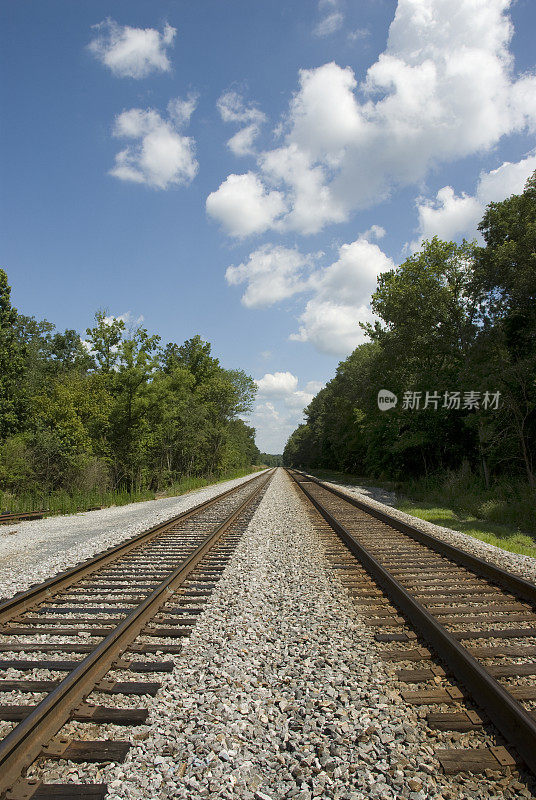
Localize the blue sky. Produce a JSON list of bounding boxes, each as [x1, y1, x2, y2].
[[2, 0, 535, 452]]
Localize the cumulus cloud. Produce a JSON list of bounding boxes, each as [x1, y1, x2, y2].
[[290, 300, 376, 355], [226, 232, 393, 356], [208, 0, 536, 237], [256, 371, 299, 396], [206, 173, 286, 237], [110, 101, 198, 189], [288, 236, 394, 355], [225, 245, 316, 308], [412, 152, 536, 247], [217, 91, 267, 157], [89, 19, 176, 78], [251, 373, 325, 452]]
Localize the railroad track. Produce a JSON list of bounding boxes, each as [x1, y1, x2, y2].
[[0, 469, 273, 800], [0, 512, 47, 525], [289, 469, 536, 783]]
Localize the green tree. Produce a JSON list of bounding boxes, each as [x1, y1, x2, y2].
[[108, 324, 161, 490], [0, 270, 26, 440], [473, 170, 536, 358], [85, 310, 125, 373], [175, 335, 219, 385], [468, 172, 536, 486]]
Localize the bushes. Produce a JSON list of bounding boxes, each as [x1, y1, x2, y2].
[[397, 468, 536, 535]]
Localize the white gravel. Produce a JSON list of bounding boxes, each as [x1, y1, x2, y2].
[[0, 471, 267, 600], [27, 468, 531, 799], [317, 476, 536, 584]]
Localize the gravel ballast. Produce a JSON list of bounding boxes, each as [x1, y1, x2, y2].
[[26, 468, 529, 799], [0, 471, 266, 600]]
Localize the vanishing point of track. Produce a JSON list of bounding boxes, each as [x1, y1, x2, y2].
[[0, 469, 274, 800], [289, 469, 536, 781]]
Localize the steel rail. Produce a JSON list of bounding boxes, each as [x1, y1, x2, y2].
[[0, 470, 269, 625], [291, 470, 536, 605], [288, 469, 536, 777], [0, 469, 273, 797]]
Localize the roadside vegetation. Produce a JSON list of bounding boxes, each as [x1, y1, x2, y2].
[[284, 173, 536, 549], [308, 467, 536, 558], [0, 279, 261, 513], [0, 466, 263, 518]]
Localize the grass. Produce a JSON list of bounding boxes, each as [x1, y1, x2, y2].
[[396, 501, 536, 558], [0, 466, 263, 518], [157, 466, 264, 500], [304, 467, 536, 559]]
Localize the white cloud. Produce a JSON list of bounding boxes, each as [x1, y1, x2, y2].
[[477, 153, 536, 203], [167, 94, 198, 127], [225, 244, 315, 308], [260, 143, 347, 234], [217, 91, 266, 157], [217, 91, 266, 125], [206, 173, 286, 237], [250, 373, 325, 452], [256, 371, 299, 396], [284, 389, 316, 409], [290, 235, 394, 355], [103, 311, 144, 327], [348, 28, 370, 42], [363, 224, 386, 241], [89, 19, 176, 78], [209, 0, 536, 237], [412, 152, 536, 247], [290, 300, 375, 355], [414, 187, 482, 245], [313, 11, 344, 38], [227, 233, 393, 357], [110, 102, 198, 189], [227, 125, 260, 157]]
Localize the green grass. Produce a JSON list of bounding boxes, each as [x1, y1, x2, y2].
[[395, 500, 536, 558], [158, 466, 264, 500], [304, 466, 536, 559], [0, 466, 263, 518]]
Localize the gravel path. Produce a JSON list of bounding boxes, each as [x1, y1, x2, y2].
[[0, 471, 267, 600], [29, 468, 529, 799], [319, 477, 536, 584]]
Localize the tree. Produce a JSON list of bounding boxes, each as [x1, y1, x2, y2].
[[0, 270, 26, 440], [473, 169, 536, 359], [108, 324, 161, 490], [363, 238, 478, 476], [469, 172, 536, 486], [85, 310, 125, 373], [175, 335, 219, 385]]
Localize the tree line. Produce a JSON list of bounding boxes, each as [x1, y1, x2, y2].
[[0, 279, 261, 501], [259, 453, 283, 467], [284, 172, 536, 493]]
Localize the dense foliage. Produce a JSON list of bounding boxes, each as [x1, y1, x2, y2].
[[259, 453, 283, 466], [284, 173, 536, 492], [0, 288, 260, 503]]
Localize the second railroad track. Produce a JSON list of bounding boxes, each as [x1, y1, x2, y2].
[[289, 469, 536, 783], [0, 469, 274, 800]]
